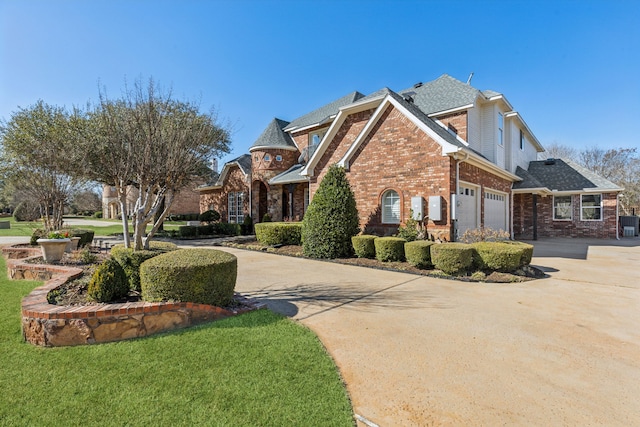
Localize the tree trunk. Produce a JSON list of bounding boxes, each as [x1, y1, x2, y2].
[[118, 187, 131, 248]]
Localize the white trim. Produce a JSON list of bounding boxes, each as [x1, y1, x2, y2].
[[580, 193, 603, 221], [504, 111, 544, 152], [336, 95, 460, 171], [552, 194, 573, 221], [248, 145, 298, 152], [285, 115, 337, 134], [301, 97, 384, 177], [432, 118, 469, 146], [426, 103, 474, 118], [198, 160, 249, 192]]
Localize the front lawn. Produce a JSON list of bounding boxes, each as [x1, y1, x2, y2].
[[0, 257, 353, 426]]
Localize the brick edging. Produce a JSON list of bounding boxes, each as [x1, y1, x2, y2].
[[2, 245, 265, 347]]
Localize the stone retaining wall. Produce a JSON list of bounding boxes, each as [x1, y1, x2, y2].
[[3, 246, 264, 347]]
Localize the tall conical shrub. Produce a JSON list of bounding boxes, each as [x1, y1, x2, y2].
[[302, 165, 360, 258]]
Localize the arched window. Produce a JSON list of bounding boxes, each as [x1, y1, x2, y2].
[[381, 190, 400, 224]]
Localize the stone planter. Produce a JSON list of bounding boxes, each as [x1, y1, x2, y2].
[[36, 238, 71, 263], [65, 237, 81, 253]]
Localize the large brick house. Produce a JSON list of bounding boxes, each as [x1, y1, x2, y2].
[[199, 74, 623, 240]]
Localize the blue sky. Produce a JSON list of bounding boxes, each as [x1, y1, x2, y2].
[[1, 0, 638, 167]]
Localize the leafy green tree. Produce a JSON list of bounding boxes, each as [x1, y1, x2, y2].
[[302, 165, 359, 258], [0, 101, 87, 231]]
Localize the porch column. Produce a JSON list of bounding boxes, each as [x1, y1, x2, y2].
[[532, 194, 538, 241]]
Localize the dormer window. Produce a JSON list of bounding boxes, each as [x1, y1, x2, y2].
[[498, 112, 504, 146], [309, 128, 327, 147]]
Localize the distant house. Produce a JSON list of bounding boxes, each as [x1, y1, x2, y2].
[[199, 74, 623, 239], [102, 184, 202, 220]]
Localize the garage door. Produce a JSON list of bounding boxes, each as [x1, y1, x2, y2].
[[457, 184, 478, 236], [484, 190, 508, 232]]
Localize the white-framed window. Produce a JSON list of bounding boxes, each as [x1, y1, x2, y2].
[[275, 155, 282, 161], [553, 195, 573, 220], [520, 129, 525, 151], [309, 128, 328, 147], [381, 190, 400, 224], [264, 154, 271, 161], [581, 194, 602, 221], [227, 191, 244, 223], [498, 112, 504, 146]]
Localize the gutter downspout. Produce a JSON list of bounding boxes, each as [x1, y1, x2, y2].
[[453, 151, 469, 241]]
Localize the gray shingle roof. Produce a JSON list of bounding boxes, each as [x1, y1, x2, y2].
[[513, 159, 622, 192], [249, 118, 296, 151], [399, 74, 501, 115], [269, 164, 308, 185], [283, 91, 365, 132]]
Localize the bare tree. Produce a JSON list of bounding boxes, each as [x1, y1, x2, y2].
[[580, 147, 640, 214], [86, 78, 231, 250], [0, 101, 86, 231], [541, 141, 578, 161]]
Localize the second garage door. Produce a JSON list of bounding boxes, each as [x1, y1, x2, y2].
[[484, 190, 508, 232]]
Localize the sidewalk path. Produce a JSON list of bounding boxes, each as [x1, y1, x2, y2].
[[178, 239, 640, 426]]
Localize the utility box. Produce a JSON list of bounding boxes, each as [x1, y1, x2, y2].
[[429, 195, 443, 222], [411, 197, 424, 221]]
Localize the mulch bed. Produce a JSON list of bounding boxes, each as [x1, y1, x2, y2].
[[222, 239, 546, 283]]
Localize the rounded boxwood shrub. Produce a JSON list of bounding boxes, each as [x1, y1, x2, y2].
[[199, 209, 220, 223], [351, 235, 377, 259], [302, 165, 360, 259], [431, 243, 474, 275], [374, 237, 406, 262], [501, 241, 534, 266], [111, 241, 178, 292], [141, 248, 237, 306], [472, 242, 522, 272], [87, 257, 129, 303], [70, 229, 95, 248], [255, 222, 302, 246], [404, 240, 435, 269]]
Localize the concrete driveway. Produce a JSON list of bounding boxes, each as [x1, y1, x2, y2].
[[192, 238, 640, 426]]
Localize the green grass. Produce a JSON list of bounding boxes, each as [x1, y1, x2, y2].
[[0, 257, 353, 426], [0, 217, 182, 237]]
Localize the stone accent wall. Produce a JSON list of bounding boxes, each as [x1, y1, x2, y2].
[[199, 165, 250, 221], [434, 111, 468, 141], [250, 148, 300, 222], [513, 192, 619, 239], [3, 249, 264, 347]]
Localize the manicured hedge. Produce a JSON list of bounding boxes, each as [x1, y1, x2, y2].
[[404, 240, 435, 269], [255, 222, 302, 246], [431, 243, 474, 275], [178, 223, 241, 238], [472, 242, 523, 272], [141, 248, 237, 306], [351, 235, 377, 259], [501, 241, 534, 266], [111, 241, 178, 292], [374, 237, 406, 262]]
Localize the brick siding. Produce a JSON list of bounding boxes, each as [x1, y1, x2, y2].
[[513, 192, 619, 239]]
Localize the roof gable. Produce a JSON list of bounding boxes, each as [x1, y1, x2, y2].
[[249, 118, 296, 151], [199, 154, 251, 190], [283, 91, 365, 132]]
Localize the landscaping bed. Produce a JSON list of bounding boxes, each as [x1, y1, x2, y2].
[[223, 239, 545, 283]]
